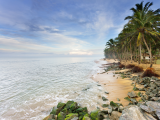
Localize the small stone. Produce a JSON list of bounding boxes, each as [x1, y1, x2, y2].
[[102, 104, 109, 108], [105, 91, 109, 94], [128, 91, 137, 98], [102, 96, 108, 101]]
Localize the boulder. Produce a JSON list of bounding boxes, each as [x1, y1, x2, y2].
[[65, 113, 78, 120], [144, 101, 160, 119], [70, 102, 78, 111], [58, 112, 66, 120], [57, 102, 66, 108], [109, 111, 121, 120], [64, 101, 74, 109], [119, 105, 156, 120]]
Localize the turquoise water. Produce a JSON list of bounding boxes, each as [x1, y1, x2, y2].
[[0, 57, 107, 120]]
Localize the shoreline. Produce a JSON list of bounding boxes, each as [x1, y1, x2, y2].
[[43, 58, 160, 120], [92, 59, 133, 106]]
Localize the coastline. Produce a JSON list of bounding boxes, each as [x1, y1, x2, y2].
[[92, 59, 133, 106], [43, 58, 160, 120]]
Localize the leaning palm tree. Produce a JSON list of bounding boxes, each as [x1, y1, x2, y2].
[[124, 1, 160, 66]]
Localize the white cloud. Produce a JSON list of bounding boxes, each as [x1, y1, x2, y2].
[[69, 49, 93, 55], [86, 12, 114, 39]]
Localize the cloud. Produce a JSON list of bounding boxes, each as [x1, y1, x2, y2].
[[69, 49, 93, 55]]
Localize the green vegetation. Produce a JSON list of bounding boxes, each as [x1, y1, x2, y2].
[[104, 1, 160, 66]]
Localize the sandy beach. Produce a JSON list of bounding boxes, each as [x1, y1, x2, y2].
[[93, 59, 145, 106]]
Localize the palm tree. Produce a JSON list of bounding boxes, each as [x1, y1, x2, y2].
[[124, 1, 160, 66]]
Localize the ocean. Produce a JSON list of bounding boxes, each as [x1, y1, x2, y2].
[[0, 57, 108, 120]]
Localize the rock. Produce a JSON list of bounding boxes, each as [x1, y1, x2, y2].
[[139, 88, 145, 91], [145, 101, 160, 119], [57, 102, 66, 108], [82, 114, 91, 120], [105, 91, 109, 94], [58, 112, 66, 120], [151, 97, 160, 101], [102, 104, 109, 108], [97, 84, 101, 86], [64, 101, 74, 110], [108, 108, 112, 114], [128, 91, 137, 98], [76, 107, 88, 113], [119, 105, 156, 120], [118, 106, 124, 112], [130, 98, 137, 104], [70, 102, 78, 111], [98, 111, 105, 120], [90, 109, 99, 120], [65, 113, 78, 120], [50, 107, 57, 115], [102, 96, 108, 101], [109, 111, 121, 120], [71, 117, 79, 120]]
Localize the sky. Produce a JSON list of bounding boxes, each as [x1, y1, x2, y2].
[[0, 0, 160, 58]]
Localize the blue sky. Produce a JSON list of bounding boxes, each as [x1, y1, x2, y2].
[[0, 0, 160, 57]]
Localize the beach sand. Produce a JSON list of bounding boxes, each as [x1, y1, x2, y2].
[[92, 59, 147, 106]]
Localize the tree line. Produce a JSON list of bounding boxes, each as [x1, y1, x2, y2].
[[104, 1, 160, 66]]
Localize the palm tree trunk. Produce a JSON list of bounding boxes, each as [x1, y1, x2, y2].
[[130, 42, 132, 63], [139, 41, 142, 64], [142, 34, 152, 67]]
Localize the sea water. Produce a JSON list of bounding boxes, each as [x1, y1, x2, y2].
[[0, 57, 108, 120]]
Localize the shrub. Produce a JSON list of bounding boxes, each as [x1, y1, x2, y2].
[[126, 64, 135, 68], [142, 67, 159, 77], [119, 64, 125, 68], [132, 66, 143, 73]]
